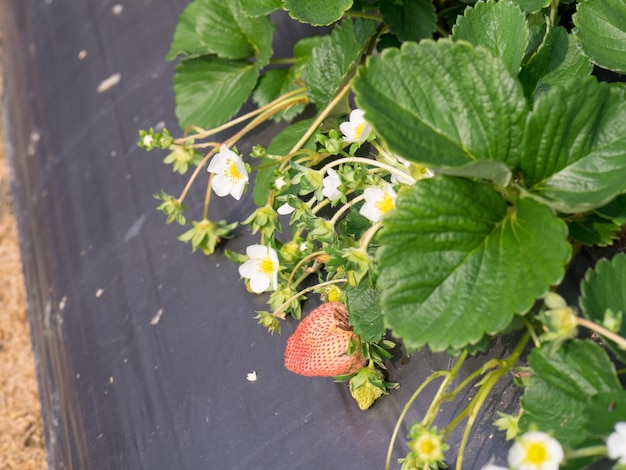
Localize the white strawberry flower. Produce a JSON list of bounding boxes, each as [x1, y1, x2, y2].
[[339, 109, 372, 144], [390, 154, 434, 185], [607, 422, 626, 464], [508, 431, 563, 470], [207, 144, 249, 200], [322, 168, 342, 202], [274, 177, 287, 190], [142, 134, 154, 147], [413, 432, 444, 462], [238, 245, 279, 293], [277, 202, 295, 215], [360, 183, 397, 223]]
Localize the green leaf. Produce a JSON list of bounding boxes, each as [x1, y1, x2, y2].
[[353, 40, 527, 171], [580, 253, 626, 363], [432, 159, 512, 187], [283, 0, 352, 26], [167, 0, 274, 66], [338, 205, 371, 241], [379, 0, 437, 42], [253, 68, 304, 121], [452, 0, 529, 76], [254, 69, 291, 107], [512, 0, 550, 14], [378, 176, 571, 351], [346, 286, 385, 342], [522, 78, 626, 213], [174, 56, 259, 130], [523, 11, 547, 63], [595, 193, 626, 225], [573, 0, 626, 73], [253, 36, 322, 122], [240, 0, 282, 16], [253, 118, 317, 206], [302, 18, 377, 109], [519, 26, 593, 99], [584, 391, 626, 436], [569, 214, 620, 247], [519, 340, 622, 447]]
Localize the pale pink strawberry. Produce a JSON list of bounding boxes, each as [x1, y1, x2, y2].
[[284, 302, 366, 377]]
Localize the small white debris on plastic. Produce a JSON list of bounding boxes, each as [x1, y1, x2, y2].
[[59, 296, 67, 311], [78, 50, 87, 60], [150, 308, 164, 325], [246, 371, 257, 382], [112, 4, 123, 15], [27, 130, 40, 156], [97, 73, 121, 93], [95, 289, 105, 298], [109, 376, 114, 384]]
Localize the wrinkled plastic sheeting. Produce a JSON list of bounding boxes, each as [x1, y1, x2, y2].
[[0, 1, 528, 468]]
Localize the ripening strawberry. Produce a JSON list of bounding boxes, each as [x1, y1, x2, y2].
[[284, 302, 366, 377]]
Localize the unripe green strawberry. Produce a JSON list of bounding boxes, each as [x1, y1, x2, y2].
[[284, 302, 365, 377], [349, 366, 386, 410]]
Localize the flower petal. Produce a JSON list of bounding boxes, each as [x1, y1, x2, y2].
[[360, 201, 382, 222], [249, 273, 270, 293], [212, 175, 232, 197], [207, 153, 227, 173], [239, 259, 259, 279], [246, 244, 269, 259], [230, 179, 247, 200], [277, 203, 295, 215]]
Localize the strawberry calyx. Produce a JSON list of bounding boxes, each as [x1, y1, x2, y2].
[[343, 363, 399, 410]]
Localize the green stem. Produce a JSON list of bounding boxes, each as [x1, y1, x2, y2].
[[273, 278, 347, 319], [422, 350, 469, 427], [178, 146, 219, 203], [359, 222, 383, 250], [310, 198, 330, 215], [329, 194, 366, 226], [453, 334, 530, 470], [269, 57, 297, 65], [577, 317, 626, 350], [442, 359, 500, 405], [286, 78, 354, 159], [617, 367, 626, 376], [565, 445, 607, 460], [344, 11, 382, 21], [176, 88, 306, 143], [225, 95, 306, 148], [550, 0, 560, 24], [202, 173, 215, 220], [524, 317, 542, 348], [287, 250, 326, 288], [385, 371, 449, 470], [320, 156, 416, 185]]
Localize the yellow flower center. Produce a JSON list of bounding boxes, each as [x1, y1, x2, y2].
[[524, 441, 548, 465], [413, 434, 442, 461], [354, 122, 366, 140], [258, 257, 276, 275], [375, 193, 395, 215], [226, 159, 243, 180]]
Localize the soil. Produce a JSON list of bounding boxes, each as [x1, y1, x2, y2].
[[0, 72, 47, 468]]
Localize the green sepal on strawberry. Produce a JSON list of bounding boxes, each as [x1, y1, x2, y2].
[[284, 302, 366, 377], [347, 364, 399, 410]]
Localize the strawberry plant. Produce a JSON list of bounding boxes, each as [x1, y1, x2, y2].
[[140, 0, 626, 468]]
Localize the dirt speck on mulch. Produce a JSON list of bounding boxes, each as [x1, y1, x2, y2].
[[0, 100, 47, 469]]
